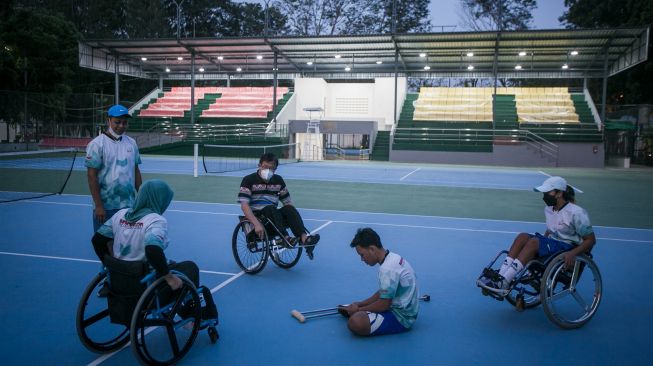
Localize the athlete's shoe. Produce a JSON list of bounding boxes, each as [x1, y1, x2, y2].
[[302, 234, 320, 260]]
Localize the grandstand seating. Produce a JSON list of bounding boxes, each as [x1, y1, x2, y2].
[[413, 87, 493, 122], [137, 87, 289, 119], [39, 137, 91, 149]]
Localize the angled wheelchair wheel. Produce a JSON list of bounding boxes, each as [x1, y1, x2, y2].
[[130, 276, 201, 366], [270, 238, 303, 269], [506, 277, 541, 310], [540, 252, 602, 329], [76, 271, 130, 353], [232, 220, 269, 274]]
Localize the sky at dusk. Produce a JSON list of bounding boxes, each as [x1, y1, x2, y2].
[[234, 0, 568, 31]]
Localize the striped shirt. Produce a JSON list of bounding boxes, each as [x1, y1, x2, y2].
[[238, 171, 292, 211]]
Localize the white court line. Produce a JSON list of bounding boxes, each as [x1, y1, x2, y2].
[[399, 168, 421, 181], [14, 197, 653, 232], [0, 251, 100, 263], [0, 251, 238, 276]]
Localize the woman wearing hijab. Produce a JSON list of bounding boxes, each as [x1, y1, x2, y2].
[[91, 179, 197, 290]]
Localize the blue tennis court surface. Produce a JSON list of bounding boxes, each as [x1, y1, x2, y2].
[[4, 152, 557, 190], [1, 193, 652, 365]]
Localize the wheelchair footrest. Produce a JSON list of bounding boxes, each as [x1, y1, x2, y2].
[[482, 267, 502, 281]]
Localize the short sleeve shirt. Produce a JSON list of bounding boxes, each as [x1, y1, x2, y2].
[[544, 202, 593, 245], [97, 208, 168, 261], [237, 171, 292, 211], [378, 251, 419, 328], [85, 133, 141, 210]]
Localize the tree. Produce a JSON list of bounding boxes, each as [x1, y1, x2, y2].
[[459, 0, 537, 31], [560, 0, 653, 105], [274, 0, 431, 36], [344, 0, 431, 34]]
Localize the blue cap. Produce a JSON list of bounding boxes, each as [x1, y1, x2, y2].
[[107, 104, 132, 118]]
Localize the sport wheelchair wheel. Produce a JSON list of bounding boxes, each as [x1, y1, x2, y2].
[[130, 275, 202, 365], [540, 252, 602, 329], [232, 220, 269, 274], [76, 271, 130, 353], [270, 237, 302, 269]]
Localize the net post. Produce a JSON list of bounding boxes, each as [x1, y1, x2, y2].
[[193, 143, 199, 178]]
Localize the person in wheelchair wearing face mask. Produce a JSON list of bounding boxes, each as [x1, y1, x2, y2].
[[478, 176, 596, 295], [238, 153, 320, 259]]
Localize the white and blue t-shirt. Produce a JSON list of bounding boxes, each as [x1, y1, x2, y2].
[[544, 202, 594, 245], [97, 208, 168, 261], [85, 133, 141, 210], [378, 251, 419, 328]]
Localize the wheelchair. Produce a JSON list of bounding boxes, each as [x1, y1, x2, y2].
[[476, 249, 602, 329], [76, 258, 219, 365], [231, 214, 309, 274]]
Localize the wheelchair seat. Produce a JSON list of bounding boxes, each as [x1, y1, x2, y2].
[[102, 256, 149, 326]]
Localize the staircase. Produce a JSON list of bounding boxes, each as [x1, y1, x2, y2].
[[493, 94, 519, 144], [370, 131, 390, 161]]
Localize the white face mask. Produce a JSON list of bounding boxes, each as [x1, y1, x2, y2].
[[107, 126, 122, 138], [259, 168, 274, 181]]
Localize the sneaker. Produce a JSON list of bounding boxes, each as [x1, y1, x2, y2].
[[302, 234, 320, 260], [476, 276, 493, 288], [485, 278, 510, 296]]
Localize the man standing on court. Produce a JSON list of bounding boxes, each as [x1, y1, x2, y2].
[[342, 227, 419, 336], [86, 104, 142, 232]]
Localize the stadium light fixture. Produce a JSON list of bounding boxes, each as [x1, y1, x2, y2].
[[419, 53, 426, 58], [236, 67, 242, 72], [514, 65, 522, 70], [518, 51, 527, 57], [562, 64, 569, 69], [256, 55, 263, 60], [345, 66, 351, 71], [335, 54, 341, 59], [307, 61, 313, 65], [570, 50, 579, 56], [376, 60, 383, 64], [199, 67, 205, 72], [467, 65, 474, 70], [466, 52, 474, 57], [141, 57, 147, 61], [423, 65, 431, 70], [165, 67, 171, 73], [177, 56, 183, 61], [217, 56, 224, 60]]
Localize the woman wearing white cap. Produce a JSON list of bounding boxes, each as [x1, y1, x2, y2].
[[479, 176, 596, 295]]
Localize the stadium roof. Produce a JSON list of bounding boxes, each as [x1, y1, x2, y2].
[[79, 27, 649, 80]]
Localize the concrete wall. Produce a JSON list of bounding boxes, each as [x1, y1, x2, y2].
[[390, 142, 605, 168], [294, 78, 327, 118], [293, 77, 406, 131]]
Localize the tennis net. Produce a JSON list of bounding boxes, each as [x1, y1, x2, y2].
[[0, 148, 80, 203], [200, 143, 301, 173]]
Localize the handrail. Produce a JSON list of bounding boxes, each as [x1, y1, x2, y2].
[[394, 127, 560, 165], [129, 87, 161, 114], [583, 88, 603, 130]]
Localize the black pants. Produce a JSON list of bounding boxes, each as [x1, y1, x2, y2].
[[258, 205, 307, 238], [169, 261, 200, 287]]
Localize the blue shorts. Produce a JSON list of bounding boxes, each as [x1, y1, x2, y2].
[[367, 311, 409, 336], [530, 233, 574, 257]]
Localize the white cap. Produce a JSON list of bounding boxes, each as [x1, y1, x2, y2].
[[534, 176, 567, 192]]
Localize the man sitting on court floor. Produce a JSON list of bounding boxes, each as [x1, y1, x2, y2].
[[238, 152, 320, 259], [341, 227, 419, 336]]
